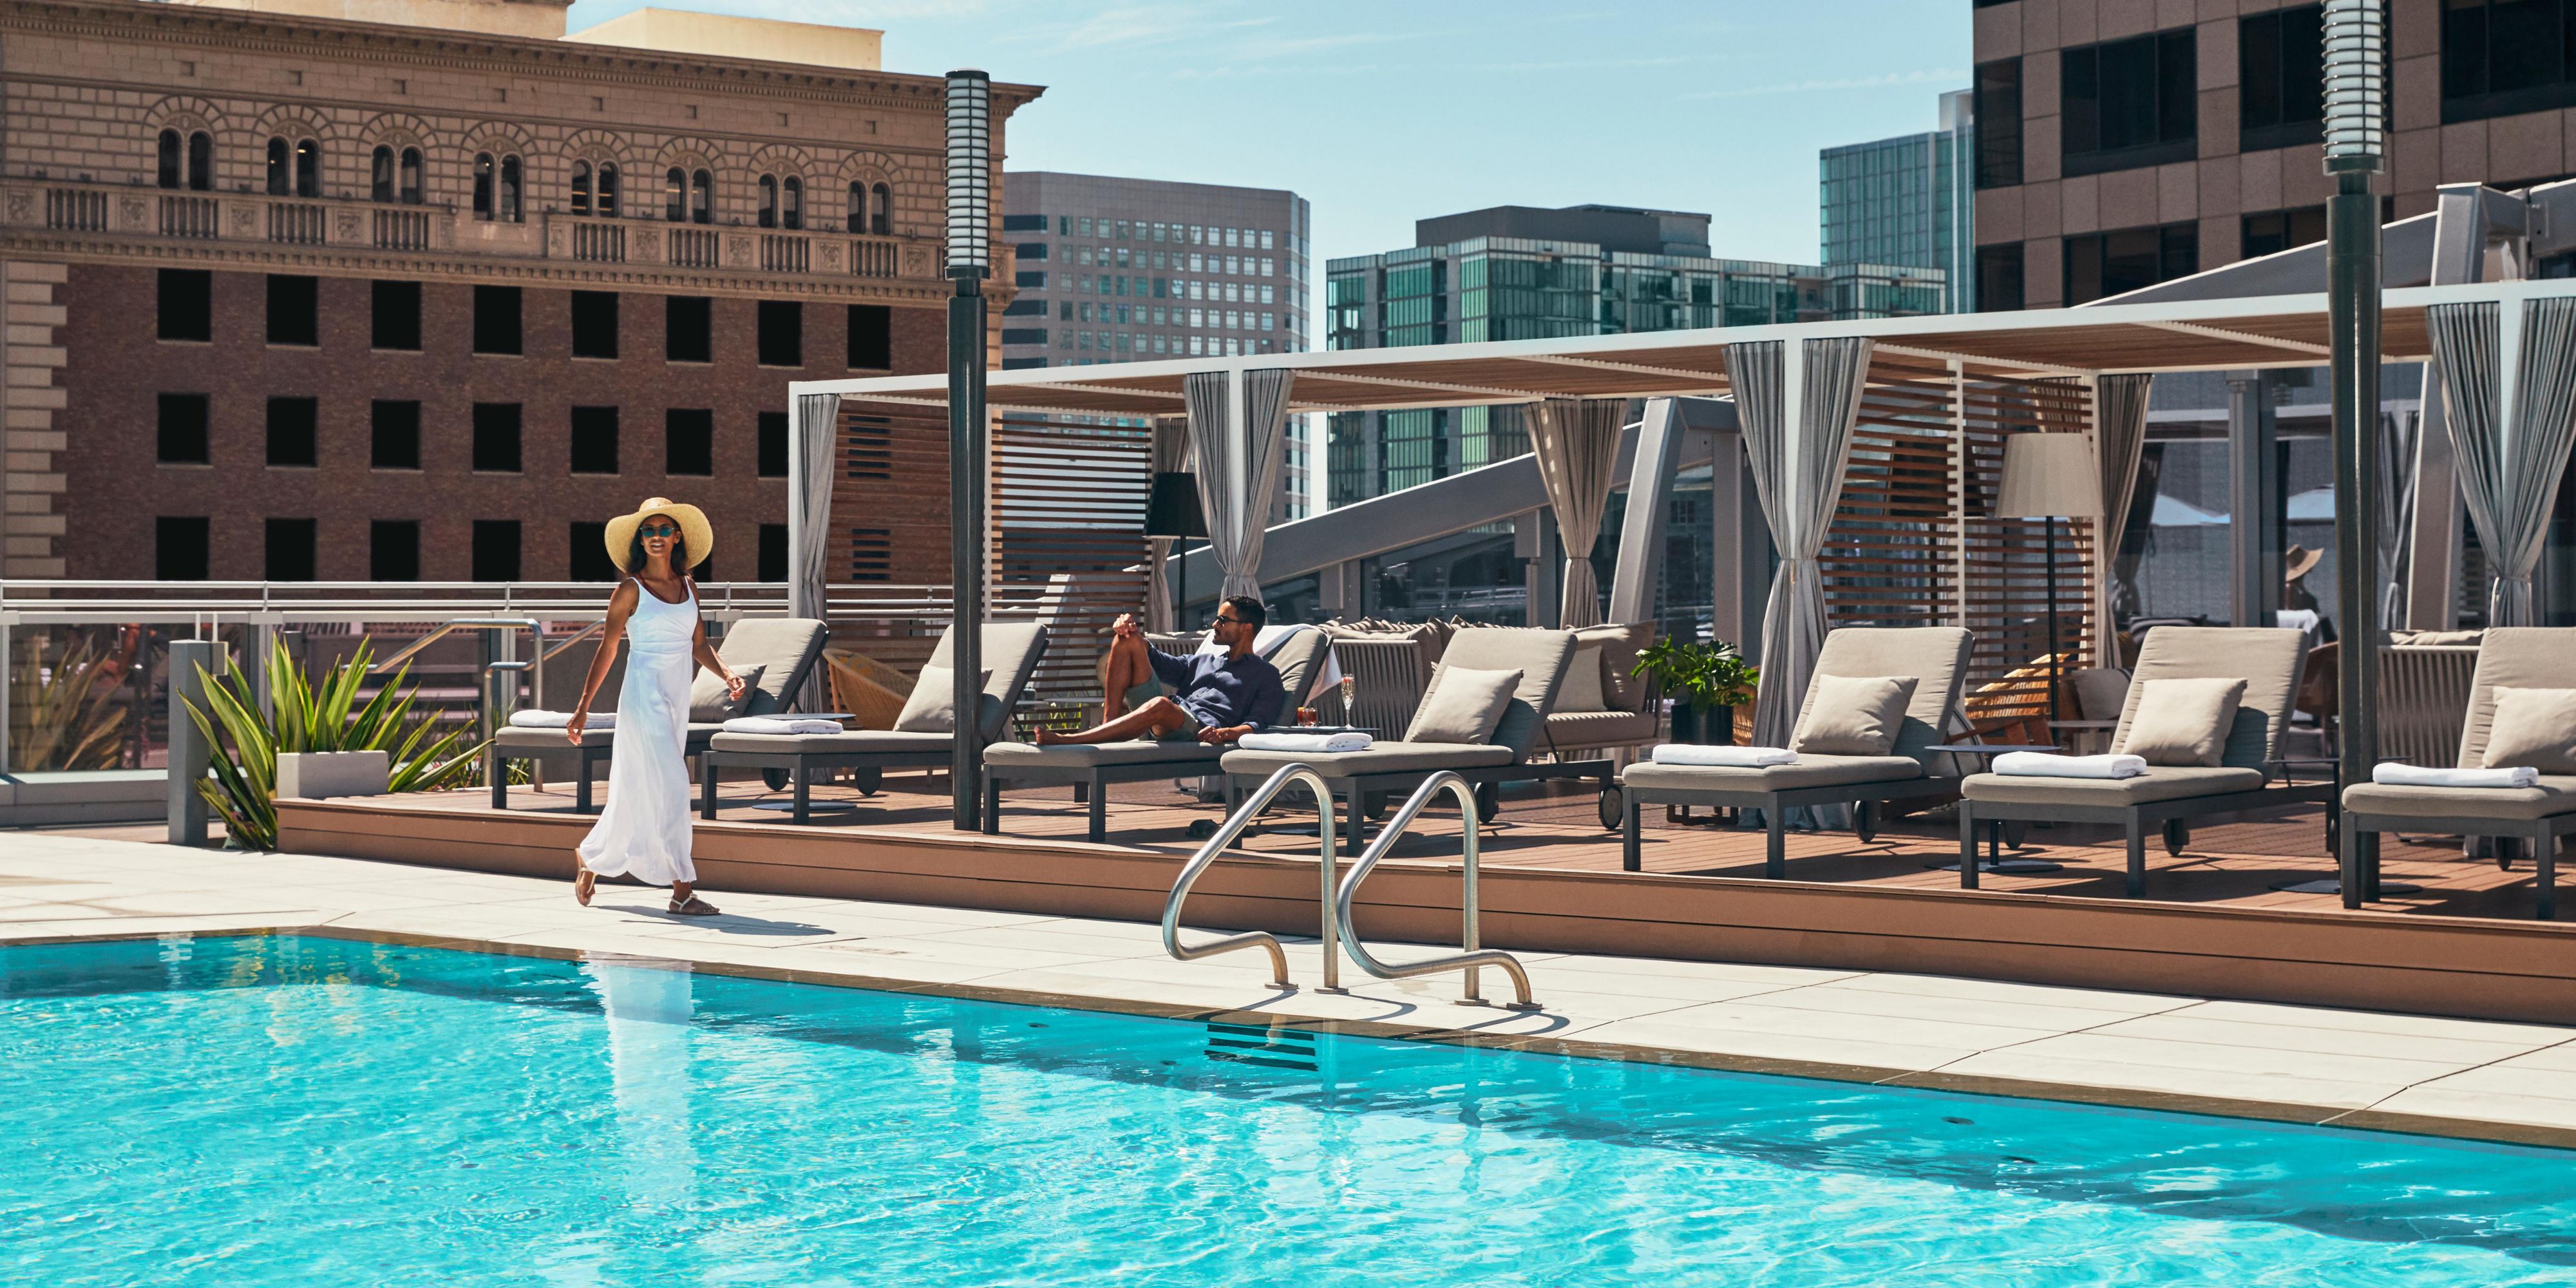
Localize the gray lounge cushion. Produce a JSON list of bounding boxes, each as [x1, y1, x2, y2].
[[1962, 766, 2267, 806], [893, 665, 992, 734], [708, 730, 956, 755], [1572, 621, 1655, 712], [919, 621, 1050, 743], [1796, 627, 1973, 763], [2117, 677, 2245, 767], [2479, 687, 2576, 773], [1557, 643, 1607, 712], [1623, 755, 1924, 795], [2107, 627, 2304, 771], [1432, 627, 1577, 759], [499, 723, 723, 752], [1220, 741, 1516, 779], [1406, 666, 1522, 744], [2457, 629, 2576, 769], [1791, 674, 1919, 756], [712, 617, 829, 717], [985, 739, 1224, 769], [1542, 710, 1659, 751], [687, 662, 764, 722], [2342, 775, 2576, 822]]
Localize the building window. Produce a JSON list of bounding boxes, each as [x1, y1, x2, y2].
[[472, 520, 522, 582], [2060, 28, 2197, 177], [158, 393, 210, 464], [474, 153, 495, 218], [2063, 222, 2199, 305], [2242, 205, 2329, 258], [571, 290, 619, 359], [570, 405, 620, 474], [2443, 0, 2576, 121], [266, 518, 317, 582], [267, 275, 319, 347], [848, 304, 891, 368], [666, 166, 687, 222], [158, 129, 183, 189], [1976, 243, 2025, 312], [759, 174, 779, 228], [372, 400, 421, 470], [759, 523, 788, 582], [295, 139, 321, 198], [371, 520, 421, 582], [848, 180, 867, 231], [472, 402, 523, 473], [265, 137, 289, 196], [473, 285, 522, 355], [598, 164, 619, 217], [782, 176, 802, 230], [499, 155, 522, 222], [570, 522, 618, 582], [2240, 5, 2325, 152], [372, 280, 421, 351], [158, 517, 211, 581], [399, 147, 422, 204], [1001, 328, 1048, 345], [158, 269, 212, 342], [572, 160, 593, 215], [372, 145, 397, 202], [870, 182, 891, 234], [757, 300, 802, 367], [759, 410, 790, 477], [267, 397, 318, 468], [692, 169, 712, 224], [666, 408, 715, 476], [667, 296, 712, 363]]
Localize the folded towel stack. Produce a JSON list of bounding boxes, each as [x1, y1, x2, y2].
[[1236, 731, 1373, 753], [2372, 763, 2539, 789], [507, 710, 611, 730], [1650, 744, 1796, 767], [1992, 752, 2146, 779], [722, 716, 847, 735]]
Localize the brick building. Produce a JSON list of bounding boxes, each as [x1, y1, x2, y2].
[[0, 0, 1037, 581], [1971, 0, 2576, 310]]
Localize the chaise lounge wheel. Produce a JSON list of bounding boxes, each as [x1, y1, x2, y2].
[[1596, 786, 1623, 831], [1186, 818, 1217, 841], [1855, 801, 1878, 844], [2002, 820, 2029, 849], [762, 768, 790, 791], [2163, 819, 2190, 857], [1473, 782, 1500, 824]]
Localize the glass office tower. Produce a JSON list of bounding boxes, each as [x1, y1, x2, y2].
[[1819, 89, 1976, 312]]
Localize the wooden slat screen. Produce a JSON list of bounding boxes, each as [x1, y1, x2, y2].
[[989, 415, 1153, 728]]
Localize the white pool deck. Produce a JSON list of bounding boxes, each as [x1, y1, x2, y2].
[[9, 830, 2576, 1150]]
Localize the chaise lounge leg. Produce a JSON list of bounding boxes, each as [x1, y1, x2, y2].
[[578, 753, 598, 814], [2538, 827, 2557, 922], [792, 762, 810, 825], [492, 757, 509, 810], [1343, 784, 1365, 849], [982, 775, 1002, 835], [1764, 801, 1785, 879], [1622, 792, 1641, 872], [700, 754, 719, 820], [2125, 814, 2146, 898], [1086, 770, 1107, 844], [1958, 802, 1978, 889]]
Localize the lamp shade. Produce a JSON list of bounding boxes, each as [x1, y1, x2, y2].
[[1142, 472, 1208, 538], [1994, 433, 2103, 519], [943, 70, 992, 278]]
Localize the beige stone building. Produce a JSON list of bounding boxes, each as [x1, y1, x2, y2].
[[0, 0, 1036, 581]]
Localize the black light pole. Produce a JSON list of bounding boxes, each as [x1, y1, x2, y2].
[[2324, 2, 2385, 906], [945, 70, 991, 831]]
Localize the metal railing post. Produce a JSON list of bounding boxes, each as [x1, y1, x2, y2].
[[166, 639, 223, 847]]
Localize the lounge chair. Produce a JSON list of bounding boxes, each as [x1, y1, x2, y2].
[[489, 616, 828, 812], [979, 625, 1334, 843], [699, 622, 1049, 823], [1218, 626, 1607, 840], [2342, 627, 2576, 920], [1539, 621, 1662, 766], [1956, 626, 2327, 897], [1617, 626, 1974, 876]]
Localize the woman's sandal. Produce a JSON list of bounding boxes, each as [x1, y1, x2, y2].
[[573, 866, 597, 907], [669, 894, 721, 917]]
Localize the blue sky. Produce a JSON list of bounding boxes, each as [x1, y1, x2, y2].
[[564, 1, 1969, 271]]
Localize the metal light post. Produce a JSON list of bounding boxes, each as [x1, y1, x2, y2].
[[945, 69, 992, 830], [2324, 1, 2385, 906]]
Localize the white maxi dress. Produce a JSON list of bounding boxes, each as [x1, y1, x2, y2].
[[576, 580, 698, 886]]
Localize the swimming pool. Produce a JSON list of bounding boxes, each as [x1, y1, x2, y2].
[[3, 934, 2571, 1286]]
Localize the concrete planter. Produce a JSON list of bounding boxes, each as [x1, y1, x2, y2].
[[276, 751, 390, 800]]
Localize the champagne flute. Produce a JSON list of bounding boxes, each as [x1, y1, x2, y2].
[[1339, 674, 1355, 724]]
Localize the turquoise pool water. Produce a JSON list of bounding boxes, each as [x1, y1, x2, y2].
[[4, 935, 2573, 1286]]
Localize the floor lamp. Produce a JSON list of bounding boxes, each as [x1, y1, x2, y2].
[[1143, 471, 1207, 632], [1996, 433, 2103, 733]]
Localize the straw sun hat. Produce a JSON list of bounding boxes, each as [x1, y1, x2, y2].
[[2283, 544, 2324, 582], [605, 497, 714, 574]]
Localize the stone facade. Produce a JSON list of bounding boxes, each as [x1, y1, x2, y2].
[[0, 0, 1037, 578]]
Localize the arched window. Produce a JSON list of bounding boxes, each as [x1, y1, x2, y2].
[[848, 180, 864, 230], [690, 168, 712, 225], [757, 174, 778, 229], [267, 137, 290, 196], [371, 145, 395, 202], [870, 182, 891, 236], [665, 166, 686, 222], [597, 164, 619, 218], [498, 155, 522, 222], [782, 176, 802, 231], [158, 129, 182, 189], [294, 138, 320, 198], [188, 132, 213, 191], [571, 160, 592, 216], [398, 147, 422, 204], [473, 153, 495, 219]]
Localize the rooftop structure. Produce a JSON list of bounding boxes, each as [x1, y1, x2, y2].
[[1820, 89, 1975, 311]]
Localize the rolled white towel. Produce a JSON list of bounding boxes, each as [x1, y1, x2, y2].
[[721, 716, 846, 735], [507, 710, 611, 730], [2372, 762, 2539, 789], [1651, 744, 1796, 768], [1236, 731, 1373, 753], [1993, 752, 2146, 779]]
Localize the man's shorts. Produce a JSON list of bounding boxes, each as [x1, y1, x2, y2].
[[1157, 710, 1207, 743]]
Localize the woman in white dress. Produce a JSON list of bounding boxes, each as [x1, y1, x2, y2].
[[565, 498, 744, 916]]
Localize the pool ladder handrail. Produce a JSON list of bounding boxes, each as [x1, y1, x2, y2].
[[1162, 762, 1345, 993], [1332, 771, 1541, 1011]]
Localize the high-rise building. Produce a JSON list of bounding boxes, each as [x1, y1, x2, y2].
[[0, 0, 1037, 582], [999, 173, 1314, 520], [1821, 90, 1976, 312], [1321, 204, 1942, 508]]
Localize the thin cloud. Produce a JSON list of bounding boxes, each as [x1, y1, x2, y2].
[[1679, 68, 1964, 100]]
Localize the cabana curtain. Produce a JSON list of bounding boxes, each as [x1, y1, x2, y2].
[[790, 392, 841, 623], [2426, 298, 2576, 626], [2376, 409, 2420, 633], [1527, 396, 1627, 628], [2090, 374, 2152, 664], [1184, 369, 1297, 601], [1727, 336, 1874, 750]]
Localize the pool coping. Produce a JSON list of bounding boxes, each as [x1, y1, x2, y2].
[[22, 919, 2576, 1155]]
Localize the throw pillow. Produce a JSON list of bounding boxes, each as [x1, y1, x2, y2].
[[894, 664, 992, 734], [1790, 674, 1919, 756], [1405, 666, 1523, 745], [687, 662, 765, 723], [2116, 677, 2246, 767], [2482, 687, 2576, 773], [1557, 643, 1607, 713]]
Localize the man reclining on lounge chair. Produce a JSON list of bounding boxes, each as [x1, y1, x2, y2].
[[1036, 594, 1285, 747]]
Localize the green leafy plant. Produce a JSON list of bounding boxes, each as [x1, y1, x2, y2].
[[184, 638, 488, 850], [8, 628, 140, 772], [1631, 638, 1759, 714]]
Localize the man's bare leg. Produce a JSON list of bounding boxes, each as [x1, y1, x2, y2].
[[1038, 696, 1189, 745], [1101, 632, 1151, 718]]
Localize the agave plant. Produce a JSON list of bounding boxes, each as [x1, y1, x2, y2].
[[184, 638, 486, 850], [9, 628, 140, 772]]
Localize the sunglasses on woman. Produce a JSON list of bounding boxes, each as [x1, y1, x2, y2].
[[638, 524, 680, 538]]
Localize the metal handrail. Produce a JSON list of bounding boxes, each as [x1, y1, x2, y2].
[[1332, 771, 1540, 1011], [1162, 761, 1343, 993], [372, 617, 542, 675]]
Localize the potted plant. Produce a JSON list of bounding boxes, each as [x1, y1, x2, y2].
[[1631, 638, 1758, 745]]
